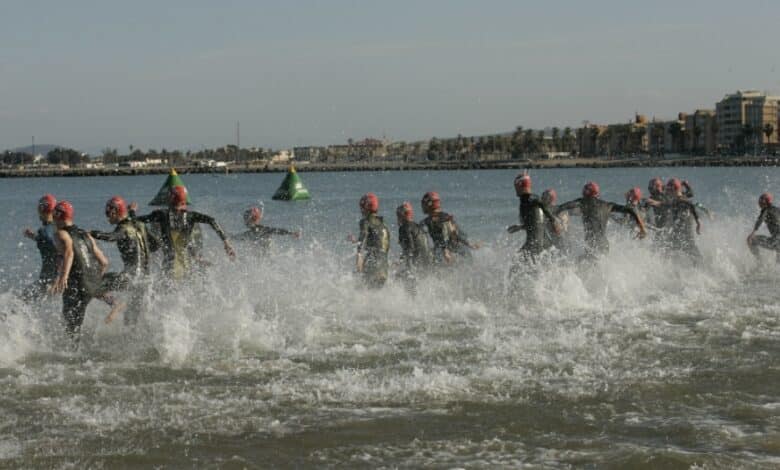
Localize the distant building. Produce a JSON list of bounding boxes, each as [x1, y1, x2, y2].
[[327, 138, 387, 161], [293, 146, 325, 162], [683, 110, 717, 155], [716, 90, 780, 151], [270, 150, 292, 164]]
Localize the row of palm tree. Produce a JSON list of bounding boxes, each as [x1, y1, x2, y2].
[[422, 126, 578, 161]]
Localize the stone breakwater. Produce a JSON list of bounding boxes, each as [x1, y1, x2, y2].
[[1, 156, 778, 178]]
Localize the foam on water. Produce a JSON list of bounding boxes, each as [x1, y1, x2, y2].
[[2, 169, 780, 466]]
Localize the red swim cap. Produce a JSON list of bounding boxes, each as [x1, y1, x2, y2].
[[105, 196, 127, 218], [38, 194, 57, 214], [648, 177, 663, 195], [421, 191, 441, 212], [169, 186, 188, 208], [53, 201, 74, 222], [243, 206, 262, 224], [542, 189, 557, 205], [666, 178, 682, 193], [514, 173, 532, 193], [626, 187, 642, 203], [582, 181, 600, 198], [759, 192, 773, 207], [359, 192, 379, 213], [396, 202, 414, 221]]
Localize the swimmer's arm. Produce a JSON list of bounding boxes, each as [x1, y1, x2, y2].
[[540, 202, 562, 234], [89, 234, 110, 274], [612, 204, 647, 238], [265, 226, 300, 238], [507, 224, 524, 233], [191, 212, 235, 259], [90, 229, 122, 242], [555, 200, 580, 215], [51, 230, 73, 293], [753, 209, 766, 232], [690, 203, 701, 235], [682, 181, 694, 198]]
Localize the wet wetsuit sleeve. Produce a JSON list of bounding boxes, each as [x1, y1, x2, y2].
[[754, 208, 767, 232], [357, 219, 369, 253], [263, 227, 294, 236], [540, 202, 557, 224], [689, 201, 700, 224], [90, 228, 123, 242], [609, 203, 642, 225], [231, 231, 252, 241], [555, 199, 580, 215], [189, 211, 229, 242]]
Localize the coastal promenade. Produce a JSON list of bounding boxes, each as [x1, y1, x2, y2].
[[1, 155, 778, 178]]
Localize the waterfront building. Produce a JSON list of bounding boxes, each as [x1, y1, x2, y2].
[[716, 90, 780, 152], [293, 146, 325, 162], [683, 110, 717, 155]]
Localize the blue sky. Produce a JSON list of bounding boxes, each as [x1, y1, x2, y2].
[[1, 0, 778, 153]]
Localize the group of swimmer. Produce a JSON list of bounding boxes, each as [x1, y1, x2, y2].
[[20, 186, 298, 343], [18, 173, 780, 343]]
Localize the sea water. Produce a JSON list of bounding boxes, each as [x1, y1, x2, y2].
[[1, 167, 780, 468]]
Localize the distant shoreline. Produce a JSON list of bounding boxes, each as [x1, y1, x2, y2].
[[1, 156, 778, 178]]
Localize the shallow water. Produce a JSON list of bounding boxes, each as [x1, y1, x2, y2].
[[1, 168, 780, 468]]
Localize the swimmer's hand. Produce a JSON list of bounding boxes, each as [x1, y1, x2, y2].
[[23, 228, 35, 239], [747, 231, 756, 244], [636, 228, 647, 240], [553, 222, 562, 235], [507, 224, 523, 234], [355, 253, 364, 273], [50, 276, 68, 294], [129, 202, 139, 213], [292, 231, 302, 239], [696, 222, 702, 236], [224, 241, 236, 260], [443, 249, 453, 264], [470, 241, 482, 250], [347, 234, 357, 243]]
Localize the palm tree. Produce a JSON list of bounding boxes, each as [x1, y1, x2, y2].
[[563, 127, 573, 153], [511, 126, 524, 158], [668, 122, 683, 153], [764, 123, 775, 151], [524, 129, 535, 154], [741, 124, 754, 154], [692, 126, 702, 155], [536, 130, 545, 155], [551, 127, 560, 153]]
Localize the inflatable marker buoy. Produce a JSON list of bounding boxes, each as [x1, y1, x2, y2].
[[272, 165, 311, 201], [149, 168, 193, 206]]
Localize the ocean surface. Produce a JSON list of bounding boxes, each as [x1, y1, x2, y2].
[[1, 167, 780, 469]]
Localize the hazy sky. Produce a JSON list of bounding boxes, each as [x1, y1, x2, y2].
[[2, 0, 779, 153]]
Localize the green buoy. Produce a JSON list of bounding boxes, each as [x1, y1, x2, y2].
[[272, 165, 311, 201], [149, 168, 192, 206]]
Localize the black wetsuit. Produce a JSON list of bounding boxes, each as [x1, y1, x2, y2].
[[91, 218, 151, 324], [516, 194, 557, 260], [233, 225, 295, 255], [749, 204, 780, 259], [556, 198, 639, 259], [22, 222, 58, 302], [357, 214, 390, 288], [647, 194, 669, 236], [421, 212, 472, 264], [60, 225, 103, 336], [134, 209, 229, 279], [397, 220, 432, 294], [658, 197, 701, 261]]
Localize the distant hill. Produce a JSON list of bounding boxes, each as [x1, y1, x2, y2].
[[7, 144, 64, 156]]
